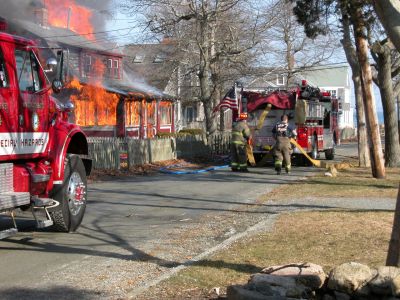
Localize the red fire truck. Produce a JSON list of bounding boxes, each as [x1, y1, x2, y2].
[[0, 32, 91, 239], [234, 81, 340, 164]]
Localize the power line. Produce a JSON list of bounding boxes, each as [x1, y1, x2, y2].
[[43, 26, 135, 39]]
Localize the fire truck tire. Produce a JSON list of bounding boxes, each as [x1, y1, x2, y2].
[[50, 154, 87, 232], [325, 148, 335, 160]]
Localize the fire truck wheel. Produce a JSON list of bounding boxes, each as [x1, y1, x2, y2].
[[50, 154, 87, 232], [325, 148, 335, 160], [310, 135, 318, 160]]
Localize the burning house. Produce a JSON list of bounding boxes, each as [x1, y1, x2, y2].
[[0, 0, 176, 138]]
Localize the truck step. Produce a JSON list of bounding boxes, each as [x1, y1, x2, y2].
[[32, 197, 55, 207], [36, 219, 54, 228], [0, 192, 30, 211], [0, 228, 18, 240]]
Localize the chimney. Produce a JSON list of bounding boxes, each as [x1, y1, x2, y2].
[[34, 7, 48, 27]]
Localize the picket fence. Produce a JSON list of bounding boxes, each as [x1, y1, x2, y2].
[[87, 133, 231, 170]]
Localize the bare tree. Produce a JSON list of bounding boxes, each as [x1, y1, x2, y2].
[[339, 8, 370, 167], [371, 0, 400, 53], [348, 1, 385, 178], [371, 39, 400, 167], [258, 1, 339, 87], [291, 0, 385, 178], [121, 0, 277, 135]]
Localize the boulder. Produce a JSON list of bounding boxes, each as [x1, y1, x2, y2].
[[369, 266, 400, 296], [261, 262, 326, 289], [327, 262, 375, 295], [249, 273, 311, 298], [392, 274, 400, 297], [226, 284, 298, 300]]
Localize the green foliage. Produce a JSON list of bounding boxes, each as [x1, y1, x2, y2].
[[155, 129, 205, 138], [156, 132, 175, 138], [178, 128, 204, 135], [291, 0, 335, 39]]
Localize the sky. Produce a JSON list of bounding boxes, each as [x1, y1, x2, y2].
[[104, 1, 389, 115]]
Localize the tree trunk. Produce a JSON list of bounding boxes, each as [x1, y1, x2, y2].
[[339, 11, 370, 167], [351, 5, 385, 178], [198, 18, 216, 136], [354, 76, 371, 167], [387, 184, 400, 266], [372, 0, 400, 53], [372, 42, 400, 167]]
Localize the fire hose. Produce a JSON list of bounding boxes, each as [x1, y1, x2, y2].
[[159, 164, 229, 175]]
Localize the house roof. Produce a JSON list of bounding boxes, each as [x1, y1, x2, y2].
[[10, 19, 122, 56], [239, 65, 350, 90], [297, 65, 350, 88], [104, 81, 175, 101], [123, 43, 179, 92]]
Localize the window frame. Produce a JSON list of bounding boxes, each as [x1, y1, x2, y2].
[[15, 49, 43, 92]]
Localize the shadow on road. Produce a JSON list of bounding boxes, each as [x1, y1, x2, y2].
[[0, 286, 102, 300]]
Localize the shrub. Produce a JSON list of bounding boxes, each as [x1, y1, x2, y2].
[[178, 128, 204, 135]]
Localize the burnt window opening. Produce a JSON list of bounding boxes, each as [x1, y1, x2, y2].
[[125, 101, 141, 126], [160, 102, 172, 125]]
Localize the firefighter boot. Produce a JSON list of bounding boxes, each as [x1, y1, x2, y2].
[[274, 160, 282, 175], [285, 165, 291, 174]]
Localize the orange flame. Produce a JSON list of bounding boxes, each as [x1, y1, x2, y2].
[[45, 0, 95, 41], [69, 58, 119, 126]]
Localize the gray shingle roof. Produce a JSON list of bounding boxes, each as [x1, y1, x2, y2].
[[123, 43, 179, 92]]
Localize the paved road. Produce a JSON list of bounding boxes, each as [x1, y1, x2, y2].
[[0, 143, 392, 299]]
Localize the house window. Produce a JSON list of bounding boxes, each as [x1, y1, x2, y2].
[[276, 75, 285, 86], [153, 54, 166, 63], [326, 89, 337, 98], [147, 101, 156, 125], [160, 102, 172, 125], [113, 59, 120, 79], [107, 59, 120, 79], [125, 101, 140, 126], [107, 59, 112, 77], [186, 106, 197, 123], [133, 54, 144, 63], [83, 55, 92, 77], [73, 99, 95, 126]]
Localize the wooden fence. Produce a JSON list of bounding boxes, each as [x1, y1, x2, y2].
[[87, 133, 231, 170]]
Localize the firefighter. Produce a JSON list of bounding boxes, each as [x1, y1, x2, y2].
[[230, 113, 251, 172], [272, 114, 296, 175]]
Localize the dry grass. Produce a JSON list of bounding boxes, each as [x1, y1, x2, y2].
[[140, 166, 399, 299], [144, 211, 393, 299], [260, 167, 400, 201]]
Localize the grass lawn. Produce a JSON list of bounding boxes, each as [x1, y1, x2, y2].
[[140, 167, 399, 299], [260, 167, 400, 201]]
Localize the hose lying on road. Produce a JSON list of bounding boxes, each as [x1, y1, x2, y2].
[[159, 164, 229, 175]]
